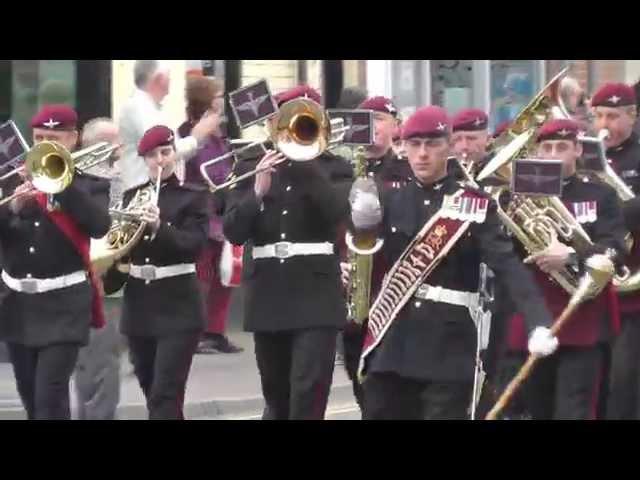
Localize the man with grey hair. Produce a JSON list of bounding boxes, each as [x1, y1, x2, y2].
[[118, 60, 220, 190], [72, 117, 124, 420]]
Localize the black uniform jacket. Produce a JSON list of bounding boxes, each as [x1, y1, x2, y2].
[[0, 171, 110, 347], [223, 149, 353, 332], [363, 174, 554, 382], [103, 174, 209, 337]]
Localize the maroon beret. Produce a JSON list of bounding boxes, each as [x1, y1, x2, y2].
[[536, 119, 580, 143], [358, 96, 398, 117], [452, 108, 488, 132], [591, 83, 636, 108], [401, 106, 450, 140], [274, 85, 322, 107], [138, 125, 175, 156], [493, 121, 510, 139], [30, 104, 78, 130]]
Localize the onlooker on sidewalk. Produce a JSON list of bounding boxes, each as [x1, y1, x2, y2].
[[177, 76, 242, 354], [118, 60, 220, 191], [73, 118, 125, 420]]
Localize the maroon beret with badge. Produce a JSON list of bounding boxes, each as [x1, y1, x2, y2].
[[536, 118, 579, 143], [30, 104, 78, 130], [452, 108, 488, 132], [274, 85, 322, 107], [358, 96, 398, 117], [591, 83, 636, 108], [138, 125, 175, 156], [401, 106, 450, 140]]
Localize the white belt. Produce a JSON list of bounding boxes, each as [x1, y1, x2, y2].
[[129, 263, 196, 282], [2, 270, 87, 294], [414, 284, 479, 309], [252, 242, 334, 260]]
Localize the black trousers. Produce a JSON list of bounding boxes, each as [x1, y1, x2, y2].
[[515, 345, 605, 420], [8, 342, 80, 420], [607, 316, 640, 419], [128, 332, 200, 420], [363, 372, 473, 420], [342, 323, 366, 411], [254, 327, 338, 420]]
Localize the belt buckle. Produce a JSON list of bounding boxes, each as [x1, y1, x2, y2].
[[20, 279, 39, 294], [140, 265, 157, 281], [274, 242, 291, 259]]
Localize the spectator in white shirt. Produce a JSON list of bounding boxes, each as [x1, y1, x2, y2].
[[118, 60, 220, 190]]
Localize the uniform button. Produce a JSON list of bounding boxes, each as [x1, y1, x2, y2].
[[145, 280, 151, 285], [280, 259, 285, 264], [144, 235, 149, 241], [286, 185, 292, 192], [28, 247, 35, 254], [391, 226, 397, 233], [424, 200, 430, 205], [26, 273, 32, 279], [415, 301, 422, 308], [34, 221, 40, 227], [282, 210, 288, 215], [167, 222, 172, 226], [145, 258, 150, 264], [281, 233, 286, 239]]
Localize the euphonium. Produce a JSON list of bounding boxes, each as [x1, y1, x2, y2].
[[476, 68, 624, 299], [345, 147, 384, 324]]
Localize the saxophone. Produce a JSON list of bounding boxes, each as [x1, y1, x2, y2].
[[345, 147, 384, 324]]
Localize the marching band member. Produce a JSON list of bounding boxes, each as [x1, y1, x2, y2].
[[504, 119, 627, 419], [103, 125, 209, 420], [349, 105, 556, 419], [223, 85, 353, 420], [448, 108, 491, 180], [589, 83, 640, 419], [0, 105, 111, 419], [341, 96, 412, 411]]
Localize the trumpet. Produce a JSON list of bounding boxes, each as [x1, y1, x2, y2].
[[200, 97, 349, 193], [0, 141, 120, 207]]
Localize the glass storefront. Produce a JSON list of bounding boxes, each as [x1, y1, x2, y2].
[[0, 60, 110, 141]]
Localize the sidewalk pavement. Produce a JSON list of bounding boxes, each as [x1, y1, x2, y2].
[[0, 331, 356, 420]]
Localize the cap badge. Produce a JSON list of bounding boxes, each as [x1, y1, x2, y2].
[[609, 95, 621, 104], [558, 129, 570, 137], [473, 117, 483, 127], [437, 122, 447, 131], [43, 119, 60, 129], [385, 102, 396, 114]]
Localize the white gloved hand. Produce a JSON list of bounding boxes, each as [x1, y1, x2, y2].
[[351, 191, 382, 229], [527, 327, 559, 357]]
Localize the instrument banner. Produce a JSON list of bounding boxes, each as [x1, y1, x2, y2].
[[359, 188, 487, 378]]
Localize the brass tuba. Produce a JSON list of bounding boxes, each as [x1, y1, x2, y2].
[[476, 68, 623, 299]]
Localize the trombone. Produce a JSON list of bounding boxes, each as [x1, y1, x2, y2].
[[200, 97, 349, 193], [0, 141, 120, 207]]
